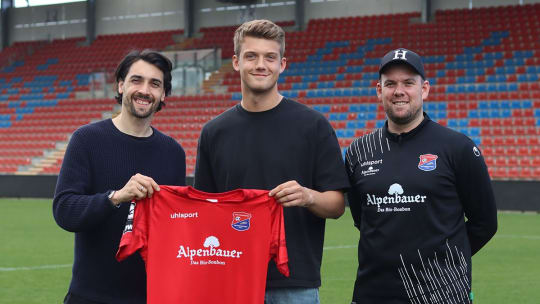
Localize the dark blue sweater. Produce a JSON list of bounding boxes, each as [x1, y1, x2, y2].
[[53, 119, 186, 304]]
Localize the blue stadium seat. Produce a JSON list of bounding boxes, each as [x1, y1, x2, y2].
[[522, 100, 532, 108], [489, 101, 500, 109], [471, 137, 481, 146], [447, 120, 458, 128], [478, 102, 489, 109], [342, 88, 353, 96], [489, 109, 501, 118], [479, 110, 490, 118], [469, 128, 480, 137], [425, 103, 437, 111], [497, 83, 508, 91], [510, 100, 521, 108], [526, 66, 537, 73]]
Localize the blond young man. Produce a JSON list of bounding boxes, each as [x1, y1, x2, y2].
[[194, 20, 349, 304]]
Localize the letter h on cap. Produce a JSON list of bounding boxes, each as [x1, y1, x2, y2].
[[392, 49, 408, 60]]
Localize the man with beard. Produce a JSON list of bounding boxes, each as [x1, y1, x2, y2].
[[345, 48, 497, 304], [194, 20, 349, 303], [53, 50, 186, 304]]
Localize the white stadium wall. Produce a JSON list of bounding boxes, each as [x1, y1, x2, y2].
[[193, 0, 295, 30], [8, 0, 540, 44], [304, 0, 540, 21], [10, 1, 86, 43], [95, 0, 184, 36], [305, 0, 421, 20], [432, 0, 540, 11], [9, 0, 184, 44]]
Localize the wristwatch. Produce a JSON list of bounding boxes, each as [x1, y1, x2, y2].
[[108, 190, 120, 208]]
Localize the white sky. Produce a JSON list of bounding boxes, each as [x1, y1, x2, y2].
[[14, 0, 85, 8]]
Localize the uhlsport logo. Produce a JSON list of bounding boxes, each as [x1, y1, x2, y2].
[[176, 236, 243, 266], [231, 212, 251, 231], [360, 159, 382, 176], [170, 211, 198, 219], [366, 183, 427, 213], [418, 154, 438, 171]]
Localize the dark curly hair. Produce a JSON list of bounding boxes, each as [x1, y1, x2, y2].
[[114, 49, 172, 112]]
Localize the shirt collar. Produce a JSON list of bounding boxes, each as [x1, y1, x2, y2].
[[384, 112, 431, 142]]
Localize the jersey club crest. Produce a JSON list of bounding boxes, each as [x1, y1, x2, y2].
[[418, 154, 438, 171], [231, 212, 251, 231]]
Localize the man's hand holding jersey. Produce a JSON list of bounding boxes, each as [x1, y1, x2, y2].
[[109, 173, 160, 206], [269, 180, 345, 219]]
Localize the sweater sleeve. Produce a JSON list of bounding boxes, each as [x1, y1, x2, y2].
[[52, 129, 117, 232], [454, 139, 498, 255], [194, 127, 217, 192]]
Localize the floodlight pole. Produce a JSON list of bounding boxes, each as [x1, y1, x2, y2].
[[295, 0, 305, 31], [86, 0, 96, 45], [421, 0, 432, 23], [1, 0, 13, 50], [185, 0, 195, 38]]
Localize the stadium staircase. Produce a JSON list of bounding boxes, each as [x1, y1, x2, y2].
[[1, 5, 539, 179], [201, 62, 234, 94]]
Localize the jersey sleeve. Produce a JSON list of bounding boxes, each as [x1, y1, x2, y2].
[[344, 143, 362, 230], [268, 197, 289, 277], [116, 199, 150, 263], [453, 138, 498, 255]]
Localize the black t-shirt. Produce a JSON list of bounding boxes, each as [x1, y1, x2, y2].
[[345, 114, 497, 303], [194, 97, 350, 288]]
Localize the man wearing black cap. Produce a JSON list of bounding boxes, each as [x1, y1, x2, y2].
[[345, 48, 497, 303]]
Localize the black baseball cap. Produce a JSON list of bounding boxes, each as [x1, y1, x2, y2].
[[379, 48, 425, 79]]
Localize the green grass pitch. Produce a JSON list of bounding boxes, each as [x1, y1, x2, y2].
[[1, 198, 539, 303]]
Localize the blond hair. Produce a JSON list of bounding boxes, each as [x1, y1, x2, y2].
[[233, 19, 285, 57]]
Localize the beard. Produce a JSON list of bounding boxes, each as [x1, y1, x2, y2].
[[126, 92, 158, 119], [385, 103, 423, 126]]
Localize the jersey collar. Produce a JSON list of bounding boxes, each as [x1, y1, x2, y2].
[[384, 112, 431, 143]]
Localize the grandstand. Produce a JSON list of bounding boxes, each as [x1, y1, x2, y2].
[[1, 1, 540, 303], [0, 0, 539, 182]]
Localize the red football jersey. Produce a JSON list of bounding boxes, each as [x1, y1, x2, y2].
[[116, 186, 289, 304]]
